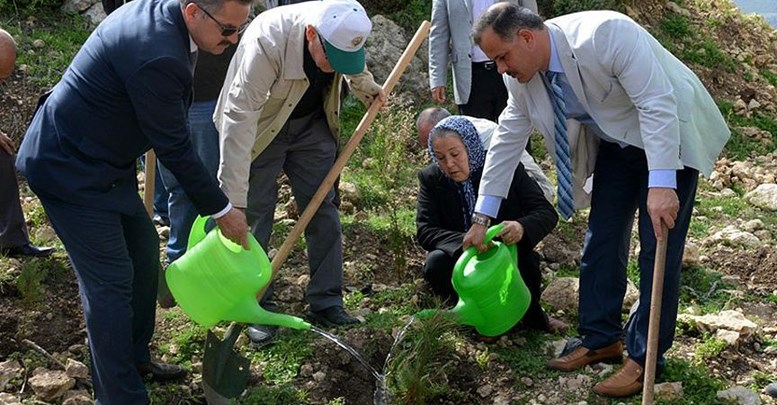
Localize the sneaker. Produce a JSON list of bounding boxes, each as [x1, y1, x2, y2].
[[305, 306, 359, 328], [246, 325, 278, 348]]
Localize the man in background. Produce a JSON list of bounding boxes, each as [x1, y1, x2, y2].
[[428, 0, 537, 125], [0, 29, 54, 258]]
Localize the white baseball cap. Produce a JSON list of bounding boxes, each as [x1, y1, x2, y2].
[[311, 0, 371, 75]]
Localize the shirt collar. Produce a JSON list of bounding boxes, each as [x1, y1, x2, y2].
[[189, 35, 198, 53], [547, 29, 563, 74]]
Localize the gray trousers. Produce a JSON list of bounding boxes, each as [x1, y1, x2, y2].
[[246, 110, 343, 312], [0, 151, 29, 249]]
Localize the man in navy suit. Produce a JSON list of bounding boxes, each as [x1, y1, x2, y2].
[[16, 0, 252, 402]]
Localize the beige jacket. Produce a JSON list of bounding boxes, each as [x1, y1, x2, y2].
[[214, 4, 382, 208]]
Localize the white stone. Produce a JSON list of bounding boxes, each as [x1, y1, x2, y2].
[[654, 381, 683, 401], [716, 329, 742, 347], [678, 310, 757, 339], [477, 384, 493, 398], [0, 359, 23, 391], [745, 184, 777, 211], [541, 277, 579, 313], [683, 241, 701, 267], [0, 393, 22, 405], [29, 370, 76, 401], [65, 359, 89, 379], [716, 386, 762, 405], [742, 219, 764, 232]]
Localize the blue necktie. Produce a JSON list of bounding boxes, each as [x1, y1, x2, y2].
[[546, 71, 574, 220]]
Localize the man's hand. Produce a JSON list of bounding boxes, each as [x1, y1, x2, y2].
[[647, 188, 679, 241], [431, 86, 446, 103], [215, 207, 250, 250], [463, 223, 489, 252], [496, 220, 524, 245], [0, 131, 15, 156]]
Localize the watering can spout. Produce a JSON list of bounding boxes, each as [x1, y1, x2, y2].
[[243, 304, 311, 331]]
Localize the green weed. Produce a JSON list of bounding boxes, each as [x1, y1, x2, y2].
[[717, 100, 777, 160], [761, 69, 777, 87], [385, 312, 458, 404], [660, 12, 691, 39], [658, 357, 727, 404], [693, 334, 727, 365], [15, 259, 49, 308], [238, 384, 308, 405], [495, 330, 556, 378]]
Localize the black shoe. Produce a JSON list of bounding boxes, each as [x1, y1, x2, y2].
[[246, 325, 278, 348], [152, 215, 170, 227], [305, 306, 360, 328], [137, 361, 187, 382], [1, 243, 54, 258]]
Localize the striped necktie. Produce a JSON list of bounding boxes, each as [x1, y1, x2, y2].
[[545, 71, 574, 220]]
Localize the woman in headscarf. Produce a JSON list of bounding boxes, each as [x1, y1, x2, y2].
[[416, 115, 563, 332]]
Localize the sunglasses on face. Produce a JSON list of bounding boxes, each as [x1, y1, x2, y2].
[[196, 3, 249, 37]]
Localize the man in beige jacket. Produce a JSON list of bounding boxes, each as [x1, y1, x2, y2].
[[215, 0, 383, 346]]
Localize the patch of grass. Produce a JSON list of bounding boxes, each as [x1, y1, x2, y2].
[[4, 11, 92, 87], [552, 264, 579, 278], [626, 259, 640, 286], [250, 330, 314, 384], [552, 0, 624, 16], [160, 323, 208, 367], [717, 100, 777, 160], [681, 38, 738, 73], [658, 357, 727, 404], [660, 12, 691, 39], [369, 284, 418, 314], [238, 384, 309, 405], [494, 330, 555, 378], [679, 266, 735, 314], [693, 334, 727, 365], [761, 68, 777, 87]]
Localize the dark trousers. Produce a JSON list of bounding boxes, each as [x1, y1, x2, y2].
[[578, 141, 698, 367], [246, 111, 343, 311], [423, 246, 549, 331], [458, 63, 507, 122], [39, 195, 158, 405], [0, 151, 29, 248], [459, 62, 530, 154]]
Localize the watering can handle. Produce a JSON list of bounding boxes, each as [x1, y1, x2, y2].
[[456, 224, 505, 270], [187, 215, 211, 251]]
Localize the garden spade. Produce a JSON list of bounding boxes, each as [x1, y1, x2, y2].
[[642, 223, 669, 405], [202, 20, 432, 404], [202, 323, 249, 404]]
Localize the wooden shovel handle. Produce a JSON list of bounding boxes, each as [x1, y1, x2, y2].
[[257, 20, 432, 301], [642, 223, 669, 404]]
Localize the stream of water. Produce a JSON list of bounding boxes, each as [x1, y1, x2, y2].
[[309, 317, 416, 405]]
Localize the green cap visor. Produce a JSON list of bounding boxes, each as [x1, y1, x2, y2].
[[323, 39, 365, 75]]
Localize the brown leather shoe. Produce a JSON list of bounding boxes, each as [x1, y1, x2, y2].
[[547, 340, 623, 372], [593, 357, 644, 397]]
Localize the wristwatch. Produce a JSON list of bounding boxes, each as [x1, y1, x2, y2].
[[470, 213, 491, 227]]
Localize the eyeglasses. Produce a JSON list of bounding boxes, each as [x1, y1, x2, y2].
[[196, 3, 249, 37], [316, 30, 328, 58]]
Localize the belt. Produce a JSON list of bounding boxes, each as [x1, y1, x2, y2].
[[472, 61, 496, 70]]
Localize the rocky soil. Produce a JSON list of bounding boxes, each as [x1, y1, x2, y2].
[[2, 0, 777, 404]]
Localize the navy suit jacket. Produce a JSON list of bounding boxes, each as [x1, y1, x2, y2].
[[17, 0, 228, 215]]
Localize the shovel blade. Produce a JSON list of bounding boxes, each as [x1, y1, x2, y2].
[[202, 325, 250, 402]]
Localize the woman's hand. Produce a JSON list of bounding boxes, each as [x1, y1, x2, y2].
[[497, 221, 524, 245]]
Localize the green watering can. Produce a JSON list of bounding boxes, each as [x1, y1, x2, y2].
[[165, 216, 310, 331], [419, 224, 531, 337]]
